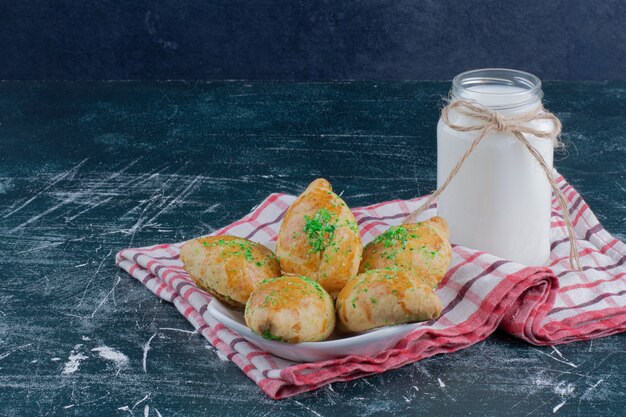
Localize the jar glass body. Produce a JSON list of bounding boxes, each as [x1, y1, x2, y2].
[[436, 69, 554, 266]]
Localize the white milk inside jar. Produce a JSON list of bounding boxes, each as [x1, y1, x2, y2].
[[437, 69, 555, 266]]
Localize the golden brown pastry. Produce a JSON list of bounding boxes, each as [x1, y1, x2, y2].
[[359, 216, 452, 288], [276, 178, 362, 298], [336, 268, 442, 333], [180, 235, 281, 309], [244, 275, 336, 343]]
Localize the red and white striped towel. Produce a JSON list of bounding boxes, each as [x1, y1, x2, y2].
[[116, 175, 626, 399]]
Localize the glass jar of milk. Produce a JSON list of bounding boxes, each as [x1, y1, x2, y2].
[[437, 68, 555, 266]]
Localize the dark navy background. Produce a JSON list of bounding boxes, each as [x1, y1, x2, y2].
[[1, 0, 625, 81]]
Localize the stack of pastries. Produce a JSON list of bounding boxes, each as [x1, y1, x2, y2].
[[180, 178, 452, 343]]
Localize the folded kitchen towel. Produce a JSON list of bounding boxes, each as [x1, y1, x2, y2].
[[116, 175, 626, 399]]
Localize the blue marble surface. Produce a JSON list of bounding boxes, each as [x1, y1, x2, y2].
[[0, 81, 624, 416]]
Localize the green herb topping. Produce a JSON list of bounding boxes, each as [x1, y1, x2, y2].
[[200, 237, 275, 265], [370, 226, 418, 260], [297, 275, 326, 297], [261, 328, 284, 342], [373, 226, 417, 248], [303, 208, 337, 253]]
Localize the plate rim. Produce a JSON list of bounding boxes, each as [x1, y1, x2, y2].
[[206, 297, 421, 349]]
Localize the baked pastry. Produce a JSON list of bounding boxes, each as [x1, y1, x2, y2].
[[180, 235, 281, 308], [336, 268, 442, 333], [276, 178, 362, 298], [359, 216, 452, 288], [244, 275, 336, 343]]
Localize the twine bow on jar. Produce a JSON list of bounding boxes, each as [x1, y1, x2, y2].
[[404, 100, 582, 270]]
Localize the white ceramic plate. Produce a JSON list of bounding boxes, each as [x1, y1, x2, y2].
[[207, 298, 421, 362]]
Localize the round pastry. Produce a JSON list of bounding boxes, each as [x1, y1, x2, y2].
[[276, 178, 362, 298], [244, 275, 336, 343], [180, 235, 281, 309], [336, 268, 442, 333], [359, 216, 452, 288]]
